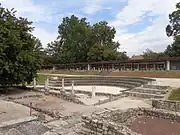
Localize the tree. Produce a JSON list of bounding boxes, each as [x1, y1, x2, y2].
[[0, 4, 41, 87], [165, 36, 180, 57], [57, 15, 91, 63], [166, 2, 180, 37], [143, 49, 167, 60], [165, 2, 180, 57], [46, 16, 125, 64], [87, 21, 122, 61]]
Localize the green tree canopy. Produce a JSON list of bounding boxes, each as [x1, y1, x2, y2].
[[0, 4, 41, 86], [165, 36, 180, 57], [166, 2, 180, 37], [165, 2, 180, 57], [46, 16, 127, 64], [57, 15, 91, 63], [143, 49, 167, 60]]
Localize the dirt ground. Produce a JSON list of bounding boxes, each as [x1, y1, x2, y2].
[[129, 116, 180, 135], [2, 88, 179, 135], [0, 100, 30, 122], [0, 89, 151, 120]]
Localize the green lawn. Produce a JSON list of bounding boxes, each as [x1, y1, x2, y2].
[[36, 74, 48, 85], [109, 70, 180, 78], [168, 88, 180, 101]]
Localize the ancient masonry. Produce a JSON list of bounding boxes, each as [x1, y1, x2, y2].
[[152, 99, 180, 112], [81, 108, 180, 135]]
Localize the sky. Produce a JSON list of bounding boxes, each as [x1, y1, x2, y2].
[[0, 0, 179, 56]]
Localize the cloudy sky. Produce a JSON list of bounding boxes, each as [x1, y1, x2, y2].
[[0, 0, 179, 56]]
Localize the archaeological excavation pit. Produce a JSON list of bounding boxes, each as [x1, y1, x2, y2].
[[82, 108, 180, 135]]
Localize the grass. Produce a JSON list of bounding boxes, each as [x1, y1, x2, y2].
[[36, 74, 48, 85], [168, 88, 180, 101], [109, 70, 180, 78]]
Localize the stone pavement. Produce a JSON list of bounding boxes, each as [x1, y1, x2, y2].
[[46, 116, 83, 135]]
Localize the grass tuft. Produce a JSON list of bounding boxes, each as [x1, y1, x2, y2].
[[168, 88, 180, 101]]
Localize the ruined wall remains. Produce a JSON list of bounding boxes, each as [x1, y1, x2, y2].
[[49, 91, 84, 105], [152, 99, 180, 112], [81, 108, 180, 135], [81, 115, 140, 135]]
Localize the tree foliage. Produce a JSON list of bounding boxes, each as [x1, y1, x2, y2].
[[165, 2, 180, 57], [165, 36, 180, 57], [0, 4, 41, 86], [46, 15, 127, 64], [166, 2, 180, 37], [143, 49, 167, 60]]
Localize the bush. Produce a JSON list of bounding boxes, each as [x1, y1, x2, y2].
[[0, 4, 41, 87]]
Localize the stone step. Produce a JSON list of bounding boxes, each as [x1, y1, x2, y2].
[[48, 83, 136, 89], [132, 88, 167, 94], [49, 80, 142, 86], [124, 91, 164, 99], [143, 85, 170, 90], [49, 76, 154, 83]]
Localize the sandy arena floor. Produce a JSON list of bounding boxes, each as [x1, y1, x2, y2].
[[64, 85, 126, 95]]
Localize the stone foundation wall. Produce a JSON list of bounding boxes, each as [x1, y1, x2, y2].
[[152, 99, 180, 112], [93, 95, 127, 106], [49, 91, 84, 105], [81, 108, 180, 135], [81, 115, 140, 135]]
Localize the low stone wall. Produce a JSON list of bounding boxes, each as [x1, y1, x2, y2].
[[81, 108, 180, 135], [93, 95, 127, 106], [49, 91, 85, 105], [152, 99, 180, 112], [81, 115, 140, 135]]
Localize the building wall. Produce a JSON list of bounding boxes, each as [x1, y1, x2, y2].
[[171, 61, 180, 70]]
